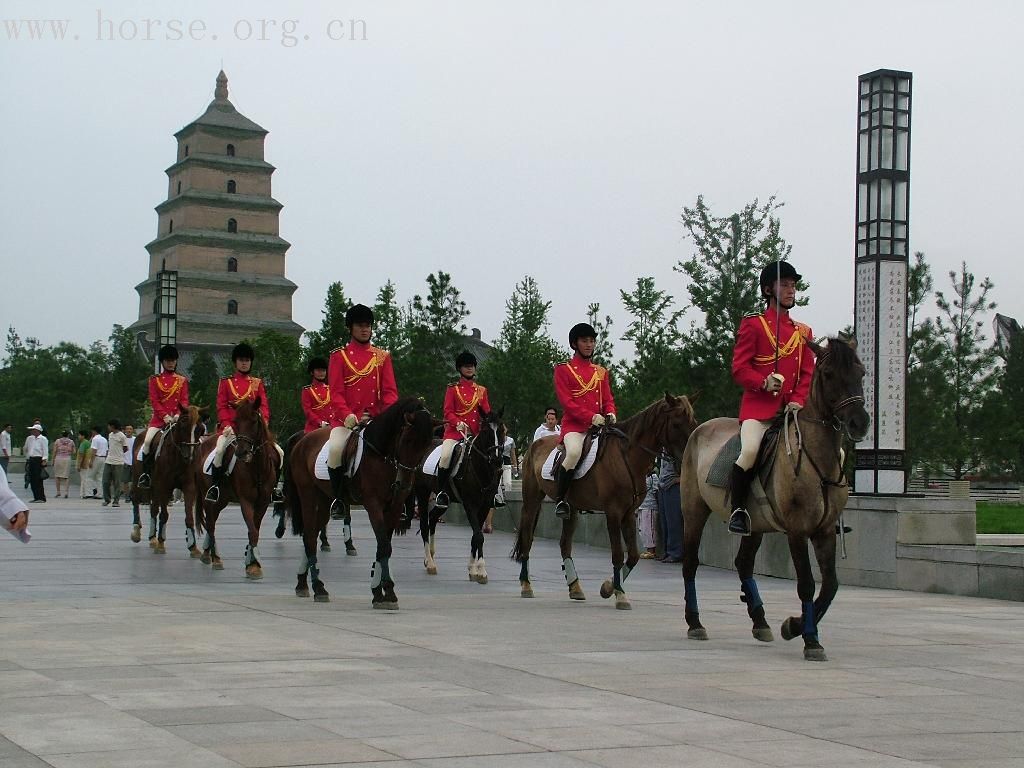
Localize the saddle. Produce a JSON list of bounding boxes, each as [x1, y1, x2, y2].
[[313, 429, 366, 481], [423, 440, 468, 478], [542, 431, 601, 481], [706, 416, 786, 530]]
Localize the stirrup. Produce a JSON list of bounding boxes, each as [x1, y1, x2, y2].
[[434, 490, 449, 510], [330, 497, 348, 520], [554, 500, 571, 520], [272, 487, 285, 503], [493, 495, 506, 508], [728, 508, 751, 536], [137, 473, 151, 490], [205, 484, 220, 503]]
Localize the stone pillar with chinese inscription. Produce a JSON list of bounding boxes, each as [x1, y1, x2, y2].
[[854, 70, 912, 495]]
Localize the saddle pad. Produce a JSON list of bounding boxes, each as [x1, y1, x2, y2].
[[542, 437, 599, 481], [202, 451, 236, 476], [313, 433, 365, 481], [422, 441, 466, 477], [706, 433, 742, 488]]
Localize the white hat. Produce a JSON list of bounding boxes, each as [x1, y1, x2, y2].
[[27, 423, 42, 431]]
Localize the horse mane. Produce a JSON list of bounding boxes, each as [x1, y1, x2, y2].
[[816, 337, 861, 373], [618, 395, 691, 436], [363, 397, 427, 444]]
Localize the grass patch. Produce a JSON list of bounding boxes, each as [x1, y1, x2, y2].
[[977, 502, 1024, 534]]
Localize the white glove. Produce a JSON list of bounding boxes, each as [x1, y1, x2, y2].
[[163, 414, 174, 425], [319, 421, 329, 428], [457, 421, 469, 435], [763, 373, 784, 394], [784, 402, 803, 414], [606, 413, 616, 425], [344, 414, 358, 429], [591, 414, 605, 427]]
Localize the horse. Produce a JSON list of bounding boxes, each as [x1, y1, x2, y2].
[[130, 404, 207, 555], [193, 398, 281, 579], [679, 337, 869, 661], [287, 397, 435, 607], [411, 409, 506, 582], [512, 393, 699, 609], [273, 431, 344, 553]]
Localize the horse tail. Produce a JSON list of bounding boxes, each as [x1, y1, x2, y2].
[[289, 467, 304, 537]]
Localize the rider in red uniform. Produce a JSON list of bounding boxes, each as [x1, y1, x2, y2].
[[728, 260, 815, 535], [434, 350, 492, 510], [552, 323, 617, 519], [325, 304, 399, 516], [301, 357, 336, 433], [136, 344, 189, 489]]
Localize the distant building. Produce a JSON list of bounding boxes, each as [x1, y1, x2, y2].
[[993, 313, 1021, 358], [129, 71, 303, 373]]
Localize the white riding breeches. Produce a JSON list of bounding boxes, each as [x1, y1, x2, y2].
[[212, 427, 234, 468], [736, 419, 770, 471], [139, 425, 161, 459], [439, 438, 459, 469], [326, 426, 353, 469], [560, 432, 584, 470]]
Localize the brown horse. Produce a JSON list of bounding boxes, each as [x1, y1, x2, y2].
[[680, 338, 869, 661], [130, 405, 208, 555], [273, 431, 342, 553], [193, 398, 280, 579], [411, 409, 505, 582], [287, 397, 435, 607], [513, 394, 699, 609]]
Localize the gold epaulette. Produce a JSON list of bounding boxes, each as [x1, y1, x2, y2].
[[743, 311, 763, 319]]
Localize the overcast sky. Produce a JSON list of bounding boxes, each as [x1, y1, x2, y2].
[[2, 0, 1021, 358]]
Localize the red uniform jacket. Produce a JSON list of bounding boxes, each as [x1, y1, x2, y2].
[[327, 340, 399, 423], [442, 379, 492, 441], [216, 373, 270, 432], [147, 372, 190, 428], [301, 380, 336, 433], [732, 307, 815, 422], [554, 354, 616, 438]]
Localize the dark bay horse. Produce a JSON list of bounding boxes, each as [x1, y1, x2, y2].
[[274, 431, 344, 553], [411, 409, 505, 583], [513, 394, 699, 609], [287, 397, 435, 607], [194, 398, 280, 579], [130, 405, 207, 555], [680, 338, 869, 661]]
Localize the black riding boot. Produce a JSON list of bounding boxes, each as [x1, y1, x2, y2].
[[727, 464, 755, 536], [137, 451, 155, 489], [553, 466, 574, 519], [205, 463, 225, 503], [434, 466, 452, 510], [328, 466, 348, 520]]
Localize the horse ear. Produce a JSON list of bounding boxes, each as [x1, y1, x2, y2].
[[199, 406, 210, 418], [664, 391, 678, 406], [687, 390, 701, 406]]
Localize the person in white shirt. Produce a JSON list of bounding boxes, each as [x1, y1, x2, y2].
[[23, 423, 48, 503], [0, 423, 12, 475], [103, 420, 128, 507], [0, 466, 30, 542], [532, 407, 561, 443], [88, 426, 108, 499]]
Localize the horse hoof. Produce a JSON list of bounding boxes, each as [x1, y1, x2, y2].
[[148, 537, 158, 549], [275, 528, 285, 539], [130, 525, 141, 543], [426, 563, 438, 575], [752, 626, 775, 643], [599, 580, 614, 599], [476, 573, 488, 585], [781, 616, 800, 641], [569, 583, 586, 601], [295, 588, 310, 598], [614, 591, 631, 610], [320, 542, 331, 552], [520, 582, 534, 598], [687, 627, 709, 641], [345, 544, 357, 556], [200, 552, 211, 565], [189, 546, 203, 559], [154, 542, 166, 554], [245, 566, 263, 580], [314, 593, 330, 603], [804, 647, 828, 662], [212, 559, 224, 571]]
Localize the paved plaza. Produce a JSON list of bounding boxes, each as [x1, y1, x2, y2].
[[2, 487, 1023, 768]]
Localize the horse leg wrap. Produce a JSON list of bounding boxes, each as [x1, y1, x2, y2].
[[801, 600, 817, 639], [297, 553, 309, 577], [562, 557, 579, 587], [519, 560, 529, 584], [157, 520, 166, 541], [148, 517, 157, 539], [308, 555, 320, 584], [342, 520, 353, 543], [381, 558, 392, 585], [244, 544, 260, 566], [370, 560, 382, 590], [202, 532, 211, 551], [684, 577, 699, 615], [614, 564, 631, 591], [185, 528, 197, 550], [740, 577, 763, 610]]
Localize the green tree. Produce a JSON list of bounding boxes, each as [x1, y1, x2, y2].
[[305, 282, 351, 360], [90, 325, 150, 427], [478, 276, 562, 449], [585, 302, 615, 371], [372, 280, 405, 355], [187, 349, 219, 411], [980, 333, 1024, 479], [675, 195, 796, 419], [905, 252, 943, 477], [245, 330, 306, 438]]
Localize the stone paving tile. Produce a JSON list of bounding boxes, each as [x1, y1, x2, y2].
[[40, 746, 243, 768], [568, 745, 769, 768], [360, 730, 543, 760], [129, 704, 291, 726], [210, 738, 397, 767]]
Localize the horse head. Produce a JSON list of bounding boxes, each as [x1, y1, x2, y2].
[[658, 392, 700, 463], [172, 404, 209, 460], [474, 407, 506, 468], [391, 398, 435, 470], [232, 398, 270, 463], [807, 337, 870, 442]]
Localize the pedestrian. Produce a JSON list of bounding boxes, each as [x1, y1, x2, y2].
[[533, 407, 561, 443], [657, 455, 682, 563], [121, 424, 135, 499], [0, 423, 11, 475], [75, 429, 91, 499], [50, 431, 76, 498], [637, 468, 659, 558], [88, 425, 108, 499], [23, 422, 48, 503], [0, 467, 31, 543], [103, 420, 128, 507]]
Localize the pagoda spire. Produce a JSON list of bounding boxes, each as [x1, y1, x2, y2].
[[214, 70, 229, 102]]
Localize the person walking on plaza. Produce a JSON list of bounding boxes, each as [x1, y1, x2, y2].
[[657, 455, 682, 562], [103, 420, 128, 507], [637, 468, 659, 559], [23, 423, 48, 503], [552, 323, 617, 519], [137, 345, 190, 489], [0, 423, 11, 476], [87, 426, 108, 499], [533, 407, 561, 443], [50, 431, 76, 498], [325, 304, 398, 517], [76, 429, 91, 499], [728, 260, 815, 536], [434, 351, 493, 511], [121, 425, 135, 500]]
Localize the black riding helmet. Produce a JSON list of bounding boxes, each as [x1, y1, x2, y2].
[[345, 303, 374, 327], [759, 261, 802, 289], [158, 344, 179, 361], [232, 342, 255, 361], [455, 350, 477, 369], [307, 356, 328, 374], [568, 322, 597, 350]]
